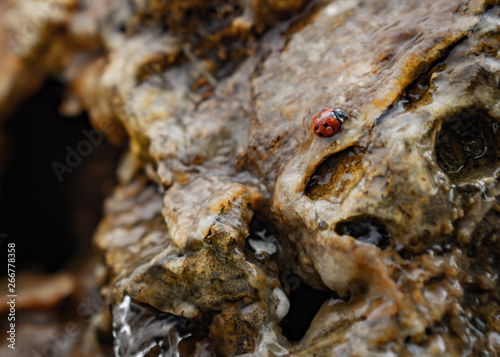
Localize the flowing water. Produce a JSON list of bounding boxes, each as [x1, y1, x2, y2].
[[112, 296, 191, 357]]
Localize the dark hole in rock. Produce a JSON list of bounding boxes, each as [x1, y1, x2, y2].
[[306, 146, 365, 202], [402, 63, 447, 110], [484, 3, 495, 10], [435, 107, 500, 184], [0, 79, 122, 273], [318, 220, 329, 230], [335, 216, 391, 249], [244, 218, 281, 262], [279, 273, 331, 342]]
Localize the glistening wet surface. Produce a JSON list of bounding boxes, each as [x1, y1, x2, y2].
[[435, 107, 500, 184], [112, 296, 194, 357], [1, 0, 500, 356]]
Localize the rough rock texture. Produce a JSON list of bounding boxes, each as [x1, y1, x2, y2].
[[1, 0, 500, 356]]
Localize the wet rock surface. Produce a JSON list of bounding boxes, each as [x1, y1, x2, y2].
[[0, 0, 499, 356]]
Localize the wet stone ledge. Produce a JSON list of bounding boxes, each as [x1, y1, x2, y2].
[[0, 0, 499, 356]]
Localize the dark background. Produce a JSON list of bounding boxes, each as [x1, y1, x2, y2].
[[0, 79, 122, 274]]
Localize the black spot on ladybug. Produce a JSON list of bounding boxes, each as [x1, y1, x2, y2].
[[319, 132, 324, 137], [315, 125, 319, 130], [323, 123, 328, 127]]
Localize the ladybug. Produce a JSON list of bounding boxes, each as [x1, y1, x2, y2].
[[312, 107, 346, 138]]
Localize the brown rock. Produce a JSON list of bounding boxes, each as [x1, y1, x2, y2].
[[0, 0, 499, 356]]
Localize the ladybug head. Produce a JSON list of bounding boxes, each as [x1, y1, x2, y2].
[[332, 108, 346, 124]]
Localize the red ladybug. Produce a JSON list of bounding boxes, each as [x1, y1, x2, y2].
[[312, 108, 346, 138]]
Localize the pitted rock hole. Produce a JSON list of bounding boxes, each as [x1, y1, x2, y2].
[[306, 146, 366, 201], [335, 216, 391, 250], [435, 108, 500, 184], [244, 218, 281, 262], [279, 273, 331, 342], [247, 228, 279, 260]]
